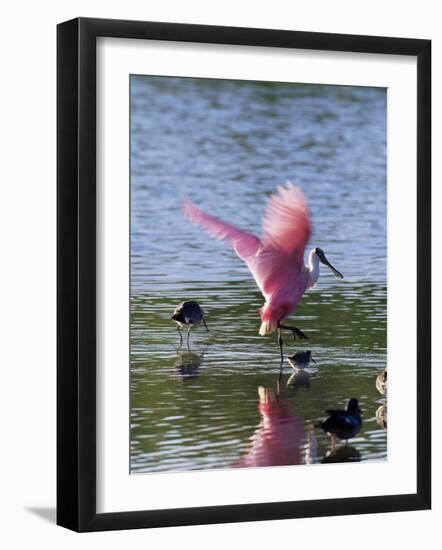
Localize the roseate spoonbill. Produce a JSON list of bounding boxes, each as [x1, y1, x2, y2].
[[317, 398, 362, 447], [376, 369, 387, 395], [171, 301, 209, 346], [182, 182, 343, 364]]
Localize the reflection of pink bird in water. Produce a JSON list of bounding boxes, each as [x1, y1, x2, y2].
[[182, 182, 343, 364], [237, 386, 313, 468]]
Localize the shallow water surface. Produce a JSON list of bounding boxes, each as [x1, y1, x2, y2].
[[130, 76, 387, 473]]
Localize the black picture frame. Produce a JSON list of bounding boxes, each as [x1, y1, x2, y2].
[[57, 17, 431, 532]]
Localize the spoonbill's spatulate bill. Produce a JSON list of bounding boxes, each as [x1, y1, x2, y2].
[[182, 182, 343, 364]]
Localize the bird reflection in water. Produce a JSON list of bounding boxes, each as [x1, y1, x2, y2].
[[237, 385, 316, 468], [376, 405, 387, 430], [286, 350, 315, 392], [174, 349, 205, 382], [321, 445, 361, 463]]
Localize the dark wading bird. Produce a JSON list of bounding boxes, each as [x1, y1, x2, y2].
[[171, 300, 209, 347], [182, 182, 343, 366], [317, 398, 362, 447], [287, 350, 316, 370]]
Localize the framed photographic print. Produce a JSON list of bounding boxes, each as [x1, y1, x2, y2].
[[57, 17, 431, 532]]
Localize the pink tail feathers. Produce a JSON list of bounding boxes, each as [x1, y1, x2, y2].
[[259, 305, 279, 336]]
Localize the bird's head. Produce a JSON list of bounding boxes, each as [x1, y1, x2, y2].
[[347, 398, 362, 415], [315, 247, 344, 279]]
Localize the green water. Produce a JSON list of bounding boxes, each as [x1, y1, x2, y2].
[[130, 76, 387, 473]]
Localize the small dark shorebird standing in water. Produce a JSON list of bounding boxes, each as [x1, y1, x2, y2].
[[287, 350, 316, 370], [171, 301, 209, 347], [317, 398, 362, 447]]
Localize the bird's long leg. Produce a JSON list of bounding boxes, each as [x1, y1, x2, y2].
[[177, 326, 183, 347], [202, 318, 209, 332], [186, 325, 192, 350], [278, 328, 284, 368], [276, 371, 282, 394], [277, 322, 308, 340]]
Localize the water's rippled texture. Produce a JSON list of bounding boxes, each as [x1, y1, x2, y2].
[[130, 76, 387, 473]]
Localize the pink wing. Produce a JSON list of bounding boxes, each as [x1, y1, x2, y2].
[[182, 200, 261, 262], [254, 182, 312, 297], [262, 182, 311, 267], [182, 182, 311, 301]]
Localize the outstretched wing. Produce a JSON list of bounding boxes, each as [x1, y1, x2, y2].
[[182, 199, 261, 263], [249, 182, 311, 298], [182, 183, 312, 302], [261, 182, 311, 268]]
